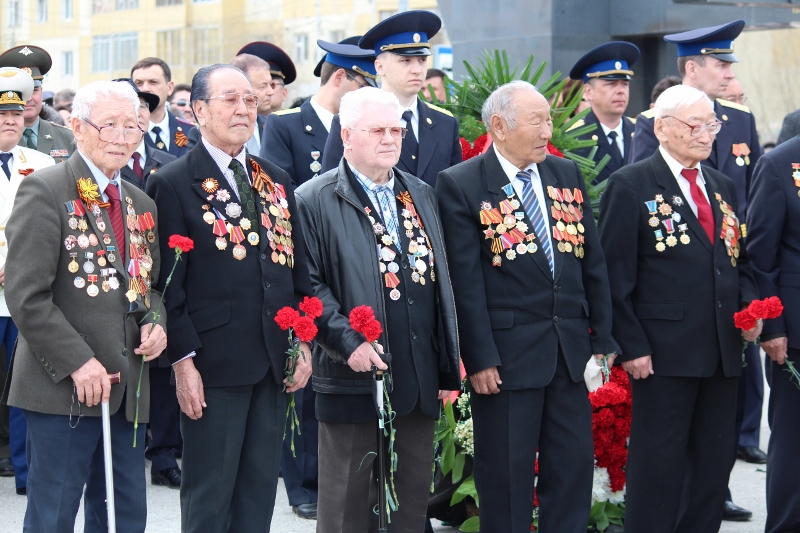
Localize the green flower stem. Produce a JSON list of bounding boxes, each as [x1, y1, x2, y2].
[[132, 353, 145, 447], [283, 329, 303, 456], [784, 359, 800, 390]]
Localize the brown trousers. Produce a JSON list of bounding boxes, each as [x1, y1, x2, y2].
[[317, 406, 435, 533]]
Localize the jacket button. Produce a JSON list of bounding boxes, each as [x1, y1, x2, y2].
[[716, 269, 721, 275], [411, 332, 417, 340], [265, 309, 271, 316], [402, 261, 408, 270], [553, 316, 559, 323], [264, 281, 271, 288], [553, 286, 559, 293], [407, 297, 413, 305], [122, 348, 129, 356], [260, 253, 267, 260], [717, 301, 723, 308]]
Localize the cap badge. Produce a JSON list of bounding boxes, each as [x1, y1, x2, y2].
[[5, 92, 14, 99], [19, 47, 33, 56], [413, 33, 421, 43], [21, 67, 32, 76], [0, 71, 17, 78], [615, 61, 622, 69]]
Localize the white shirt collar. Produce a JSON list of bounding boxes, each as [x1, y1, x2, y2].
[[201, 136, 248, 180], [659, 146, 705, 184], [309, 96, 334, 133], [149, 111, 171, 141], [599, 120, 624, 140], [493, 144, 539, 181]]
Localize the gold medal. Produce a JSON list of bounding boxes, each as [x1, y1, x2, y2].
[[240, 218, 252, 231], [279, 253, 286, 265], [216, 236, 228, 250], [271, 251, 279, 263], [557, 241, 565, 253], [492, 255, 501, 267], [564, 242, 573, 253], [102, 280, 111, 292], [648, 217, 659, 227], [495, 224, 507, 234], [97, 257, 107, 267], [506, 249, 516, 260], [269, 205, 280, 217], [655, 242, 666, 252], [666, 235, 678, 247], [577, 222, 585, 233], [68, 260, 79, 273], [232, 244, 246, 260], [125, 289, 137, 302], [731, 257, 737, 267], [203, 211, 216, 224], [247, 232, 260, 246], [680, 234, 690, 245], [556, 221, 566, 232]]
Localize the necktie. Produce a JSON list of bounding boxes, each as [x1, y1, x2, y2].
[[0, 153, 12, 180], [151, 126, 166, 150], [517, 169, 554, 275], [105, 180, 127, 263], [131, 152, 143, 180], [607, 131, 623, 166], [681, 168, 715, 244], [375, 184, 400, 247], [23, 128, 36, 150], [229, 159, 257, 221], [401, 109, 418, 175]]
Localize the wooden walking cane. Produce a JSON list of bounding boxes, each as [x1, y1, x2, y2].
[[103, 372, 121, 533], [372, 353, 392, 533]]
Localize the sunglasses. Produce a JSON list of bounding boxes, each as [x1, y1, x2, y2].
[[172, 99, 189, 107]]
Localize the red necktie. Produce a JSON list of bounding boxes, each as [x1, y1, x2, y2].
[[106, 180, 127, 263], [681, 168, 715, 244], [132, 152, 143, 180]]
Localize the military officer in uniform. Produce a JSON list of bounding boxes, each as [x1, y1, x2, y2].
[[0, 45, 75, 163], [628, 20, 763, 521], [569, 42, 640, 184], [238, 42, 296, 115], [321, 10, 462, 187], [263, 37, 376, 187], [0, 67, 55, 496]]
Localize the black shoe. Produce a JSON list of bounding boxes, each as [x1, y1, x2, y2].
[[0, 457, 14, 478], [737, 446, 768, 464], [16, 487, 26, 496], [151, 466, 181, 489], [292, 502, 317, 520], [722, 500, 752, 521]]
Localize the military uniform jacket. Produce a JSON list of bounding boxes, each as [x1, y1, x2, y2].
[[120, 144, 177, 192], [262, 99, 327, 187], [572, 110, 635, 184], [598, 151, 758, 377], [18, 119, 75, 163], [746, 136, 800, 348], [320, 97, 462, 187], [144, 111, 191, 158], [2, 152, 164, 421], [630, 99, 763, 214], [146, 142, 313, 388], [436, 149, 619, 389]]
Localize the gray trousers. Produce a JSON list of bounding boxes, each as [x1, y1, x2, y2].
[[180, 371, 286, 533], [317, 406, 435, 533]]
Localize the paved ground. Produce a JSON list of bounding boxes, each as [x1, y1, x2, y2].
[[0, 363, 772, 533]]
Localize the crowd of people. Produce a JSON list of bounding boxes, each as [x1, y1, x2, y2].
[[0, 8, 798, 533]]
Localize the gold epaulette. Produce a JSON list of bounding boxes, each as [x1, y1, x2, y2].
[[640, 108, 656, 119], [273, 107, 301, 116], [717, 98, 751, 114], [50, 121, 72, 130], [628, 115, 637, 124], [424, 102, 454, 117]]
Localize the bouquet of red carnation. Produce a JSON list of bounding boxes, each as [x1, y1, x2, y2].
[[275, 296, 324, 454], [734, 296, 784, 367]]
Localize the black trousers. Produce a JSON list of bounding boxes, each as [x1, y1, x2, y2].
[[317, 405, 435, 533], [765, 348, 800, 533], [179, 370, 286, 533], [623, 366, 737, 533], [471, 352, 593, 533]]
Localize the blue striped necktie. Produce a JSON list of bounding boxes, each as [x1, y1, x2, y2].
[[516, 169, 553, 275]]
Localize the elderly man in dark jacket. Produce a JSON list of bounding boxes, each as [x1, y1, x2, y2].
[[295, 86, 460, 533]]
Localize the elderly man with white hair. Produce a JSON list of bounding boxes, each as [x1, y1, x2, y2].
[[599, 84, 761, 532], [436, 80, 618, 532], [3, 80, 166, 532], [295, 86, 460, 532]]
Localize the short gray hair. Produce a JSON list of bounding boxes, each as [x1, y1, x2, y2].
[[339, 87, 403, 129], [481, 80, 538, 131], [71, 80, 140, 122], [654, 84, 713, 119]]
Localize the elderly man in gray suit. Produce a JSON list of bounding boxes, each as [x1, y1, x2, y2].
[[1, 80, 167, 533]]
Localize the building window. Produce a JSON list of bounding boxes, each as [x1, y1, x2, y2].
[[191, 27, 220, 66], [8, 0, 21, 27], [379, 10, 395, 21], [93, 0, 113, 14], [37, 0, 48, 22], [93, 32, 138, 72], [116, 0, 138, 9], [62, 51, 74, 76], [62, 0, 73, 19], [156, 29, 183, 68], [294, 33, 308, 62], [329, 30, 345, 44], [156, 0, 182, 5]]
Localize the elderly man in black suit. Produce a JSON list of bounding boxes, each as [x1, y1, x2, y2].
[[146, 63, 313, 533], [436, 81, 619, 533], [295, 87, 460, 532], [599, 84, 761, 533], [745, 134, 800, 533]]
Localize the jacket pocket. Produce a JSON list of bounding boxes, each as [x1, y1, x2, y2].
[[488, 309, 514, 330], [190, 301, 231, 333], [634, 302, 684, 321]]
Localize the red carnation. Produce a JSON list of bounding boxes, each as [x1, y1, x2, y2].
[[546, 141, 564, 158], [734, 309, 757, 330], [168, 234, 194, 253], [747, 299, 769, 319], [764, 296, 784, 319], [275, 307, 300, 331], [299, 296, 324, 319], [293, 316, 318, 343], [349, 305, 377, 332], [361, 320, 383, 343]]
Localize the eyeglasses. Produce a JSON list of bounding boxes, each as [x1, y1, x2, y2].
[[172, 99, 189, 107], [663, 116, 722, 136], [83, 119, 144, 143], [348, 126, 407, 139], [206, 93, 259, 108], [346, 73, 369, 90]]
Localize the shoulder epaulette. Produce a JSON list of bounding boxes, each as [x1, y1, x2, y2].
[[627, 116, 637, 124], [717, 98, 751, 114], [566, 119, 585, 132], [640, 108, 656, 119], [49, 121, 73, 130], [273, 107, 302, 116], [424, 102, 454, 117], [175, 117, 196, 127]]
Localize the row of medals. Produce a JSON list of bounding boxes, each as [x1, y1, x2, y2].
[[716, 193, 741, 267], [646, 194, 691, 252], [546, 186, 586, 258], [480, 193, 536, 266], [201, 190, 294, 266], [369, 205, 434, 301], [792, 166, 800, 197]]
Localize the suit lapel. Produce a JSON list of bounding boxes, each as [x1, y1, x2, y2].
[[622, 117, 635, 164], [190, 144, 230, 219], [416, 100, 438, 179], [36, 121, 54, 158], [650, 152, 713, 253], [301, 100, 328, 152]]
